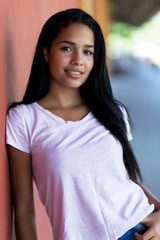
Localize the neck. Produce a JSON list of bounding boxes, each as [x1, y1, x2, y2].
[[40, 84, 84, 109]]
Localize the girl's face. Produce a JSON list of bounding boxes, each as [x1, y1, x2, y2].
[[45, 23, 94, 90]]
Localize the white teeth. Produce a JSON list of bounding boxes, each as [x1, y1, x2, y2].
[[68, 71, 81, 75]]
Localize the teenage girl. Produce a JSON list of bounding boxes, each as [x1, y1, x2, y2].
[[6, 8, 160, 240]]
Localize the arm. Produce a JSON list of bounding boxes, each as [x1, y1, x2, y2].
[[8, 145, 37, 240], [135, 183, 160, 240], [138, 182, 160, 211]]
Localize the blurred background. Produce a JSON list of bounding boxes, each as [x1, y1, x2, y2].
[[0, 0, 160, 239], [107, 0, 160, 202]]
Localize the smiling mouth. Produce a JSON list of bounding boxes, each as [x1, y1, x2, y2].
[[65, 70, 83, 75], [64, 70, 84, 79]]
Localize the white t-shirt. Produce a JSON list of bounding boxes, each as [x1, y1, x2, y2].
[[6, 102, 154, 240]]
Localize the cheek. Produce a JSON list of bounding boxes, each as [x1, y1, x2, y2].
[[48, 56, 65, 71], [87, 59, 94, 72]]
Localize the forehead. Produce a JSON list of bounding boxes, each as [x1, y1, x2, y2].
[[54, 23, 95, 45]]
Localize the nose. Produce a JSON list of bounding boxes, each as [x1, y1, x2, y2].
[[70, 51, 83, 66]]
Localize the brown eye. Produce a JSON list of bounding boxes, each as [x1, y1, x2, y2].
[[61, 47, 72, 52], [84, 50, 93, 55]]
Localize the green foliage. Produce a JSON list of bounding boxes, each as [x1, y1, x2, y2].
[[135, 19, 160, 46], [107, 22, 136, 56], [111, 22, 135, 38], [108, 13, 160, 56]]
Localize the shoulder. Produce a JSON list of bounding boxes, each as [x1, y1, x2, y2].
[[116, 102, 129, 121], [8, 103, 34, 113], [6, 104, 34, 153], [7, 103, 35, 124], [117, 103, 133, 141], [119, 105, 128, 119]]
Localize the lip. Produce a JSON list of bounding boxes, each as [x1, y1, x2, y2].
[[64, 69, 83, 78], [65, 69, 83, 74]]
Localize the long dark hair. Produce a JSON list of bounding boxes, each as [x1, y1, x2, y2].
[[11, 8, 142, 182]]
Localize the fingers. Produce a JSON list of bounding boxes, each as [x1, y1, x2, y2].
[[134, 230, 155, 240]]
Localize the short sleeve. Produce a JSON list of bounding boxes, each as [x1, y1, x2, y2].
[[6, 106, 30, 153], [120, 106, 133, 141]]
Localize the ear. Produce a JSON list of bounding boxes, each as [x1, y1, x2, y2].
[[43, 48, 49, 62]]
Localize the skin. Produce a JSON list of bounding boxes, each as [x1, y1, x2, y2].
[[40, 23, 94, 120], [8, 146, 37, 240], [8, 23, 160, 239]]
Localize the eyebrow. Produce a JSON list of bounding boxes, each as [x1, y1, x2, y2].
[[59, 40, 94, 48]]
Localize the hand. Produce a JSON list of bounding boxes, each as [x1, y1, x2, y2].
[[134, 210, 160, 240]]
